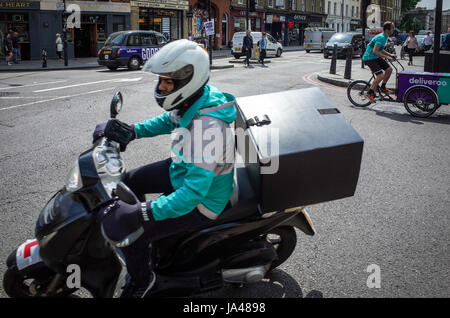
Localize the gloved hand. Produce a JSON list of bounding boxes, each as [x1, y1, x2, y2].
[[92, 122, 107, 143], [104, 119, 136, 147], [100, 200, 153, 247]]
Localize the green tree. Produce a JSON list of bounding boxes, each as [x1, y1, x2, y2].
[[401, 0, 421, 13], [400, 17, 423, 34]]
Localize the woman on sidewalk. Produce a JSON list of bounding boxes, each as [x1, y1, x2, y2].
[[55, 33, 63, 61], [405, 31, 418, 66]]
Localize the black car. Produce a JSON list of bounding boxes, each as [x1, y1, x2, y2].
[[97, 30, 168, 71], [324, 32, 364, 59]]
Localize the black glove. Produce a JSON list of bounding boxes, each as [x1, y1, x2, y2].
[[104, 119, 136, 146], [99, 200, 153, 247], [92, 122, 107, 143]]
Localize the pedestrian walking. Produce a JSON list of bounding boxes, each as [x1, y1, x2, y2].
[[3, 32, 13, 66], [442, 27, 450, 51], [423, 32, 433, 52], [56, 33, 63, 61], [258, 32, 268, 66], [405, 30, 418, 66], [242, 30, 253, 67], [12, 31, 20, 64]]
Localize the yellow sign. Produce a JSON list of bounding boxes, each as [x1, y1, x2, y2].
[[0, 1, 38, 9]]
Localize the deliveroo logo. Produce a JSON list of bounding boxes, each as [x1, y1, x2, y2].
[[408, 77, 448, 87]]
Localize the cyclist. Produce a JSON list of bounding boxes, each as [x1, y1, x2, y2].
[[362, 21, 397, 103]]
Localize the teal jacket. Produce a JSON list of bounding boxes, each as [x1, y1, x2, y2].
[[134, 85, 237, 221]]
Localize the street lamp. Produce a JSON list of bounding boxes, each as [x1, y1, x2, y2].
[[63, 0, 68, 66]]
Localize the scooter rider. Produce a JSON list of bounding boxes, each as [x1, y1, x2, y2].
[[95, 39, 237, 298]]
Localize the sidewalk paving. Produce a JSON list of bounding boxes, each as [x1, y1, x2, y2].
[[0, 56, 234, 72], [317, 56, 425, 90]]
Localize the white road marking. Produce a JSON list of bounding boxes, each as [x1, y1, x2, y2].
[[0, 80, 67, 91], [33, 77, 142, 93], [0, 88, 115, 111]]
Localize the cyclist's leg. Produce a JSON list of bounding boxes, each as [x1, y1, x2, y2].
[[365, 59, 384, 91]]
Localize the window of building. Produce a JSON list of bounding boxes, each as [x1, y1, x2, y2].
[[238, 0, 243, 5], [352, 6, 354, 18], [268, 0, 273, 7], [311, 1, 315, 12], [334, 3, 337, 15], [346, 5, 348, 17], [328, 1, 331, 14]]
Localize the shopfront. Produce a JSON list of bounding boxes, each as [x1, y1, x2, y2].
[[230, 8, 264, 34], [265, 13, 288, 46], [37, 0, 130, 60], [291, 14, 308, 46], [131, 0, 187, 42], [0, 0, 39, 60], [350, 19, 360, 31]]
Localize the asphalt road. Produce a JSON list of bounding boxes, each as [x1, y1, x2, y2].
[[0, 51, 449, 298]]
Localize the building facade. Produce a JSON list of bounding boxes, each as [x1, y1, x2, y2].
[[325, 0, 353, 32], [187, 0, 230, 49], [130, 0, 189, 42], [0, 0, 131, 60], [265, 0, 327, 46]]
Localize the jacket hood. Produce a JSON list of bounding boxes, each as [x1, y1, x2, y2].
[[179, 85, 237, 127]]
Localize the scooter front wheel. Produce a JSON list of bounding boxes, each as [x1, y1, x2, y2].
[[3, 250, 75, 298]]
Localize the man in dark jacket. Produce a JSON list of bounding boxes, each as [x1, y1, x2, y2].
[[242, 30, 253, 67], [3, 33, 13, 66]]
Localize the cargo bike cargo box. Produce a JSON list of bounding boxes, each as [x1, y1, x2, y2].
[[235, 87, 364, 213]]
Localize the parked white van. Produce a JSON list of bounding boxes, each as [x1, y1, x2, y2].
[[231, 31, 283, 59], [304, 27, 335, 53]]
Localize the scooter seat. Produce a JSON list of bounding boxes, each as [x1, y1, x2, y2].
[[214, 167, 259, 223]]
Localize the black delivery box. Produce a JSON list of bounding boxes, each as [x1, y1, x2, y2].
[[235, 87, 364, 213]]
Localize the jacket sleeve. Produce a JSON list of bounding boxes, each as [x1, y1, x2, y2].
[[150, 163, 215, 221], [133, 112, 177, 138]]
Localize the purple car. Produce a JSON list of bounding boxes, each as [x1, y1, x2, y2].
[[97, 31, 168, 71]]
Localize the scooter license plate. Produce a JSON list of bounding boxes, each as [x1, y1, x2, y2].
[[16, 239, 42, 270]]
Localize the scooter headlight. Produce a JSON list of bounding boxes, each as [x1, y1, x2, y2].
[[65, 160, 83, 192]]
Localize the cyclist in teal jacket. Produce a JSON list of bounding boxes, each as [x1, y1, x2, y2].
[[97, 40, 237, 298]]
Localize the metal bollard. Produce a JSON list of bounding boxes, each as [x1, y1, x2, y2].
[[344, 46, 353, 79], [41, 48, 47, 68], [330, 44, 337, 74]]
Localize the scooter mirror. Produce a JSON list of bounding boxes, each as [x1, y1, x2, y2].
[[110, 92, 123, 119]]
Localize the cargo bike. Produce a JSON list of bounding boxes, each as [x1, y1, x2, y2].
[[347, 58, 450, 118]]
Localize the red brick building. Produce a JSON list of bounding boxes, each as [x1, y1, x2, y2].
[[188, 0, 231, 49]]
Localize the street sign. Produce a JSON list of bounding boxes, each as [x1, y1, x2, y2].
[[204, 20, 214, 36]]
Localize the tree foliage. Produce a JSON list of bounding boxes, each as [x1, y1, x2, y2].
[[401, 0, 421, 13], [400, 17, 423, 33]]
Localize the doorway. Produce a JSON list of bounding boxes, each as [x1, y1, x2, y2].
[[74, 24, 97, 57]]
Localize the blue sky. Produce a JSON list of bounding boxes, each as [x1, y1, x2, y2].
[[417, 0, 450, 10]]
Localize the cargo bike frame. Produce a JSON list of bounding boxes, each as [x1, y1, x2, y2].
[[347, 58, 450, 118]]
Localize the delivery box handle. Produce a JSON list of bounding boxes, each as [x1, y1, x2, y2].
[[246, 114, 271, 128]]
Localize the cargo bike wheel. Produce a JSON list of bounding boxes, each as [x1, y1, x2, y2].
[[403, 86, 440, 118], [347, 80, 373, 107]]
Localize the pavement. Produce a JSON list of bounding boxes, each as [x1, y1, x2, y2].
[[317, 46, 425, 90], [0, 46, 304, 72]]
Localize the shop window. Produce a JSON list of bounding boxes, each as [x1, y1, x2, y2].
[[97, 24, 106, 43], [113, 15, 125, 32]]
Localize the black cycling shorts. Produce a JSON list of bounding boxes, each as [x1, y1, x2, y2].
[[364, 58, 390, 75]]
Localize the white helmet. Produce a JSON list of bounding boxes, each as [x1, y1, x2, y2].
[[142, 39, 210, 111]]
